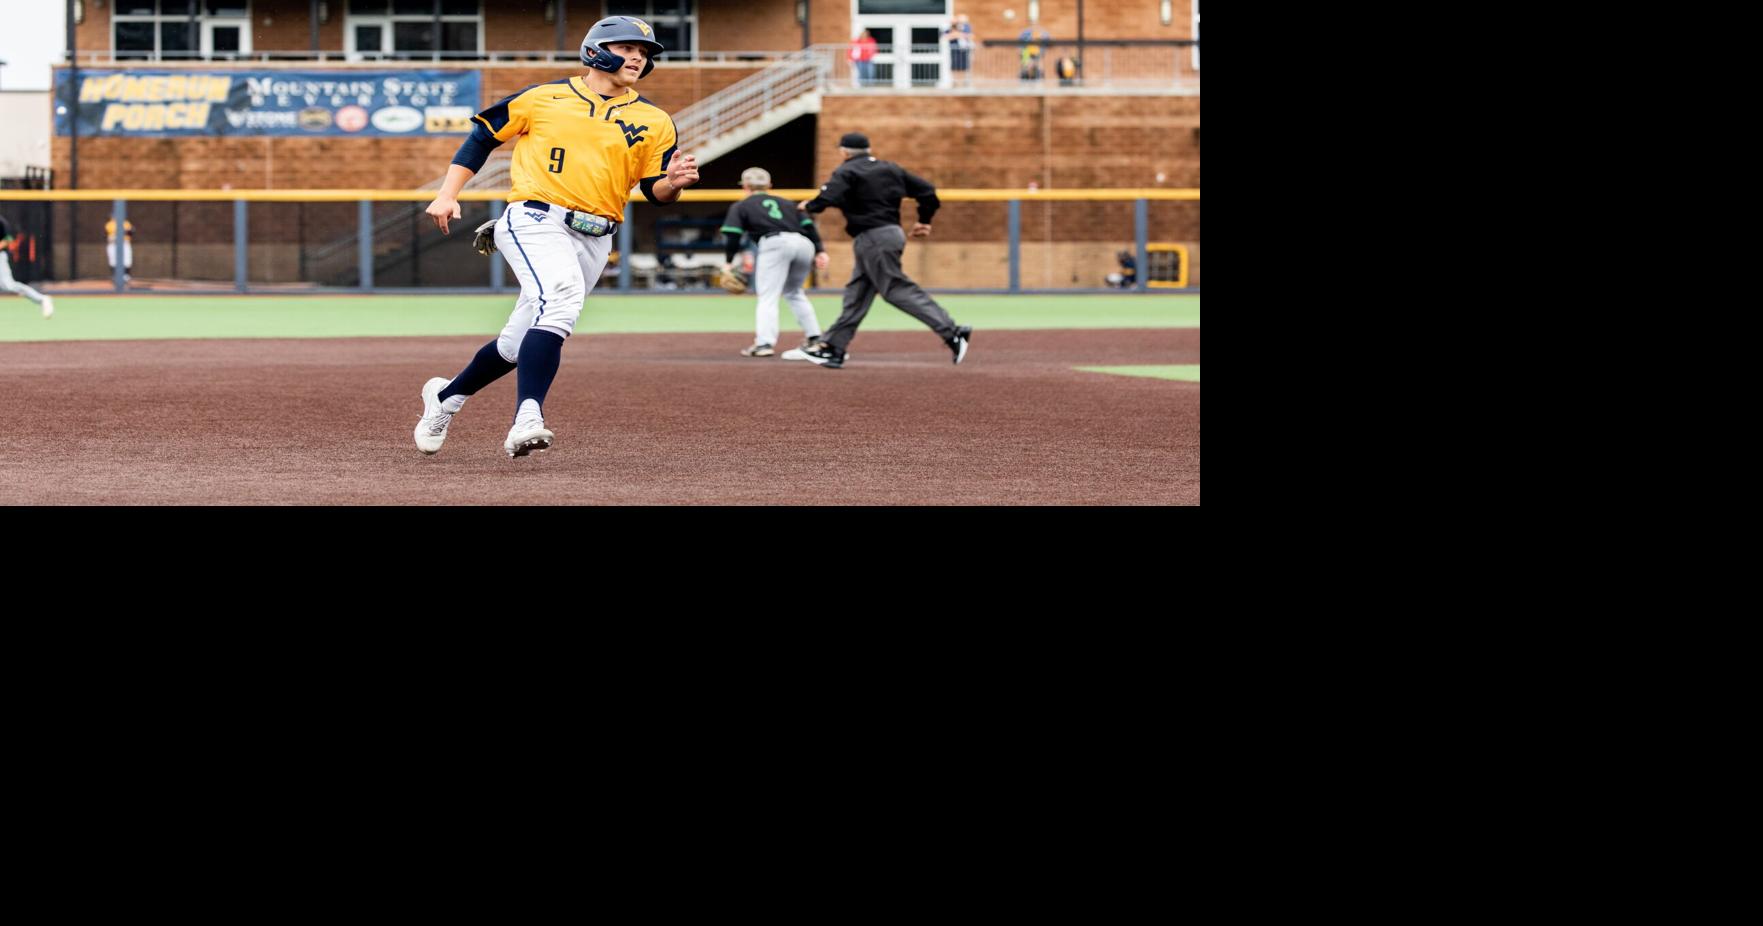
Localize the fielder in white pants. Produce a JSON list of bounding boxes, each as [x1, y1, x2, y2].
[[0, 214, 53, 319], [752, 233, 820, 353], [721, 167, 829, 358], [105, 216, 133, 282]]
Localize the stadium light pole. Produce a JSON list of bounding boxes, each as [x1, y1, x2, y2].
[[554, 2, 568, 61], [1077, 0, 1085, 80], [67, 0, 79, 278]]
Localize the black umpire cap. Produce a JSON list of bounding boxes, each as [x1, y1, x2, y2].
[[838, 132, 871, 149]]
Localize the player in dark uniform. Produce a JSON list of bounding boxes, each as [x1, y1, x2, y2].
[[720, 166, 827, 358], [797, 132, 970, 370], [1, 214, 53, 319]]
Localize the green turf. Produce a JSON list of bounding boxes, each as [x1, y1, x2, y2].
[[1, 294, 1198, 342], [1077, 365, 1201, 382]]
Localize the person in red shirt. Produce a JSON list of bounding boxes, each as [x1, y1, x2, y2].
[[850, 29, 879, 87]]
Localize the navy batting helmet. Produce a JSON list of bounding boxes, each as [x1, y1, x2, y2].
[[581, 17, 664, 79]]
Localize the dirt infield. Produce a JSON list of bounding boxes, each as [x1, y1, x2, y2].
[[0, 328, 1199, 505]]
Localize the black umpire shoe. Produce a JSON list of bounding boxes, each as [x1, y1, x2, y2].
[[947, 325, 973, 364], [801, 342, 845, 369]]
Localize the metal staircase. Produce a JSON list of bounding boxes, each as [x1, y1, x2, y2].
[[669, 48, 830, 165]]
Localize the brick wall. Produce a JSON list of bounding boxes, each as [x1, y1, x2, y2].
[[248, 0, 343, 52], [700, 3, 804, 52], [75, 8, 105, 56], [809, 0, 852, 45], [814, 93, 1198, 239], [802, 91, 1199, 287], [487, 2, 556, 52]]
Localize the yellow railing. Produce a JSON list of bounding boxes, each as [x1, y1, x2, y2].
[[0, 188, 1200, 203]]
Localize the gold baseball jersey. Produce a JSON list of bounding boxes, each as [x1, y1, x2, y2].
[[474, 77, 678, 222]]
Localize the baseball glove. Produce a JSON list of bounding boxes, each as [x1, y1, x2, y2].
[[715, 264, 751, 295], [472, 218, 498, 256]]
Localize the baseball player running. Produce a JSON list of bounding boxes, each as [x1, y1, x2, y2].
[[797, 132, 970, 370], [416, 15, 698, 458], [1, 214, 53, 319], [720, 167, 828, 358]]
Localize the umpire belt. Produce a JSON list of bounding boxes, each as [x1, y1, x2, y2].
[[523, 200, 619, 238]]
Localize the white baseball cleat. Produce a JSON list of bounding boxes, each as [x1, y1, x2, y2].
[[780, 337, 824, 361], [414, 376, 453, 455], [41, 296, 54, 320], [504, 417, 554, 458]]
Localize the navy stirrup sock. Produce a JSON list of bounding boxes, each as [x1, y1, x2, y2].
[[438, 340, 517, 402], [516, 328, 567, 411]]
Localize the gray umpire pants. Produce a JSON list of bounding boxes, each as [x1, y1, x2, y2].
[[823, 224, 957, 352], [1, 252, 48, 306], [753, 232, 821, 346]]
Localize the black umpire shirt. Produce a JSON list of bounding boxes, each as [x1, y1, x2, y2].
[[0, 214, 14, 242], [803, 154, 941, 238], [721, 192, 826, 262]]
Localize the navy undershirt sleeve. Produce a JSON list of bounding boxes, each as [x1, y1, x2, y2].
[[450, 124, 502, 173]]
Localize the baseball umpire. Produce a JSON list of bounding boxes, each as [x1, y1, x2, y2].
[[720, 166, 828, 358], [796, 132, 971, 370], [415, 15, 698, 458]]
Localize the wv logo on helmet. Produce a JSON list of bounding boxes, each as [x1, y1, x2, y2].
[[616, 120, 648, 147]]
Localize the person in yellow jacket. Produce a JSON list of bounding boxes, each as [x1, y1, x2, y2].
[[105, 214, 134, 282]]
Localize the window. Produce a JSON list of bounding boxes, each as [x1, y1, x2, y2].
[[857, 0, 945, 12], [347, 1, 483, 60], [114, 0, 250, 61], [603, 1, 696, 56]]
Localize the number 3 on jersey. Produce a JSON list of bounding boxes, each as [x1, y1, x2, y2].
[[763, 199, 783, 220], [549, 148, 566, 173]]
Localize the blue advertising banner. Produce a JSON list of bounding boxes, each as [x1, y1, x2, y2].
[[53, 70, 481, 137]]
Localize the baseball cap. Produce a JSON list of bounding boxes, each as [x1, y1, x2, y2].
[[838, 132, 870, 149], [740, 167, 772, 187]]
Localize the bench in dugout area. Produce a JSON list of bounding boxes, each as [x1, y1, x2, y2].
[[661, 251, 723, 289], [623, 252, 662, 288]]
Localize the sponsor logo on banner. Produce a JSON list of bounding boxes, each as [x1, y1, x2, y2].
[[371, 106, 423, 133], [335, 105, 369, 132], [425, 106, 474, 133], [55, 69, 480, 137]]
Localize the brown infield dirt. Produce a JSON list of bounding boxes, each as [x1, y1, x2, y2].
[[0, 328, 1199, 505]]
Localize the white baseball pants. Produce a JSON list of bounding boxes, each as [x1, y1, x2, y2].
[[492, 203, 613, 362], [1, 252, 47, 306], [753, 232, 821, 346]]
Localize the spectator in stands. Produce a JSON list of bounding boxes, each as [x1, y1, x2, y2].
[[945, 14, 974, 86], [1056, 56, 1079, 86], [1019, 26, 1050, 80], [851, 29, 879, 87]]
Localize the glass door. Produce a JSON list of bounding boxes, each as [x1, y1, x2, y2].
[[852, 1, 952, 89]]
